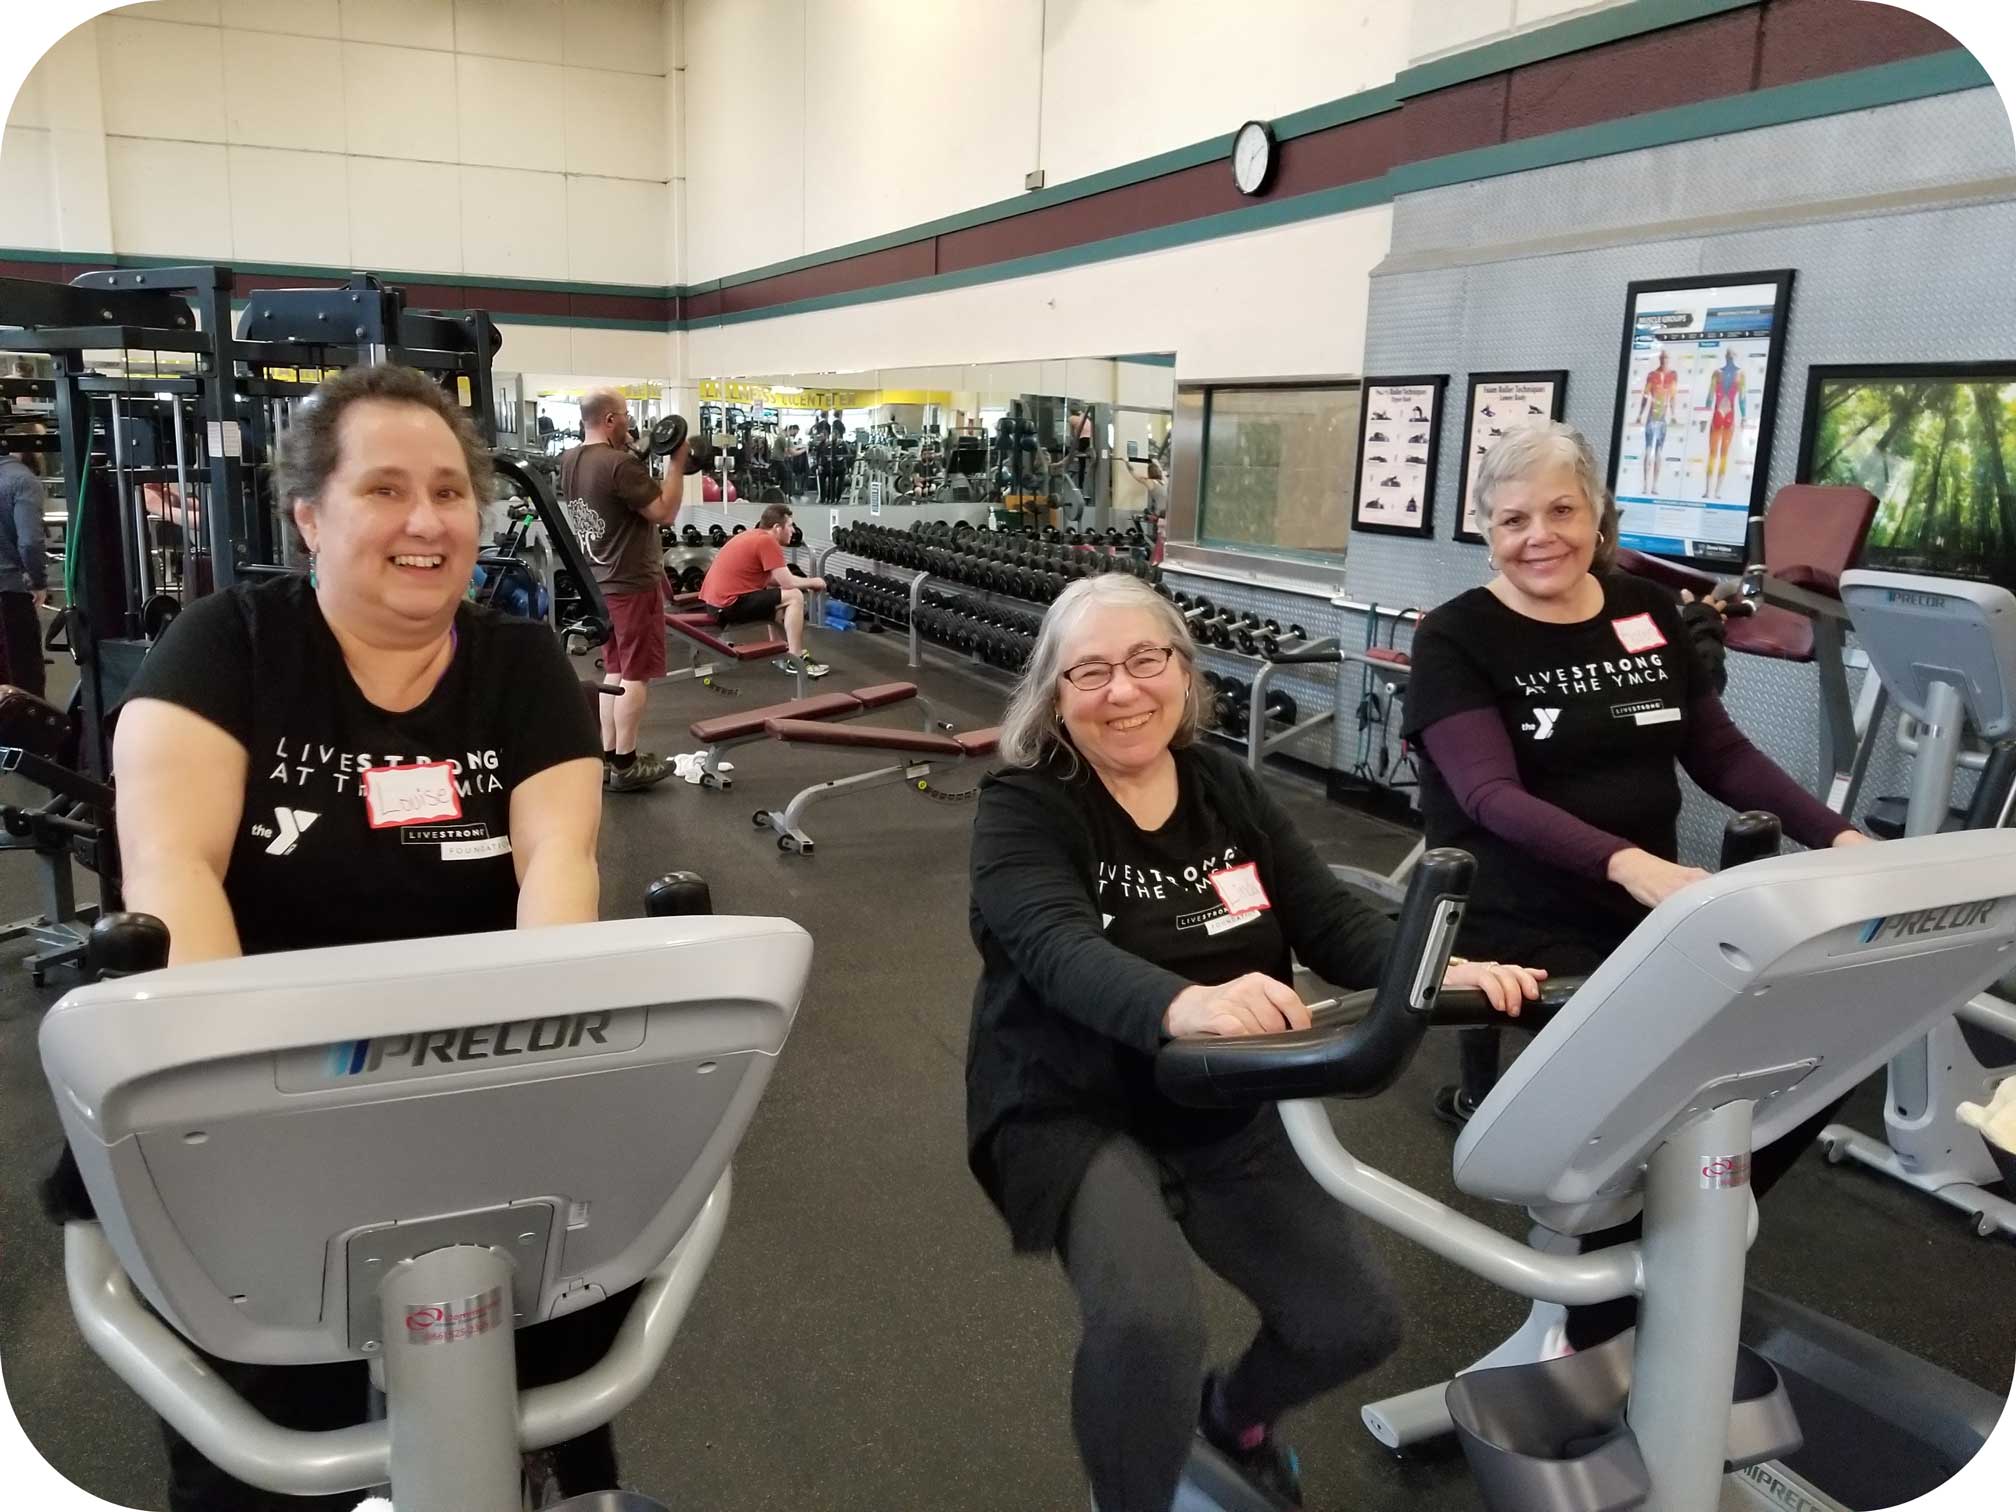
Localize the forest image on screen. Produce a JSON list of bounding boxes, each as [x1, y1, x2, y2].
[[1808, 372, 2016, 588]]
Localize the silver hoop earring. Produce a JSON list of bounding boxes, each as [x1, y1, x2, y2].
[[1486, 555, 1497, 571]]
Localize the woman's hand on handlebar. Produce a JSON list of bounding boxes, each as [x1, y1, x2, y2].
[[1164, 974, 1312, 1038], [1605, 847, 1709, 909], [1443, 959, 1548, 1019]]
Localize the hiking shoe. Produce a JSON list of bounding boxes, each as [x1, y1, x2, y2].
[[782, 655, 830, 679], [605, 752, 673, 792], [1199, 1374, 1303, 1507]]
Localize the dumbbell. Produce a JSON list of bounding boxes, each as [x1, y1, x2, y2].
[[707, 524, 728, 547], [1260, 623, 1310, 659], [680, 524, 704, 548]]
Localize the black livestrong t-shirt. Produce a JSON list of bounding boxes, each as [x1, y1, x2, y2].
[[1088, 761, 1288, 1146], [1403, 572, 1696, 961], [124, 576, 600, 955]]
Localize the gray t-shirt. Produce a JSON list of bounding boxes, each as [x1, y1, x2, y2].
[[0, 457, 47, 594], [557, 442, 661, 596]]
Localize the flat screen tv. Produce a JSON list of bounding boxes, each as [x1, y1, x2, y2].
[[1798, 363, 2016, 588]]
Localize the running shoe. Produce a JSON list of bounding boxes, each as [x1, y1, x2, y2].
[[605, 752, 674, 792]]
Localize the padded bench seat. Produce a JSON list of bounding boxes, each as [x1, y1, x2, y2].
[[689, 682, 920, 745], [765, 718, 966, 756], [690, 693, 861, 745], [665, 611, 789, 661]]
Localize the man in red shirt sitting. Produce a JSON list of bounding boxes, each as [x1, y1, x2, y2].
[[699, 504, 830, 679]]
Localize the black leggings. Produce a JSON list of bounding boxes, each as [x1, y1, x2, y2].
[[163, 1287, 638, 1511], [1058, 1113, 1403, 1512], [0, 589, 44, 698]]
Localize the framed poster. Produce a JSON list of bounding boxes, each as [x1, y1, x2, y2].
[[1605, 269, 1795, 568], [1798, 362, 2016, 589], [1454, 371, 1568, 543], [1350, 375, 1446, 538]]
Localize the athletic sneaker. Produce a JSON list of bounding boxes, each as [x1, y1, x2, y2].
[[1199, 1373, 1304, 1508], [781, 655, 830, 679], [605, 752, 674, 792]]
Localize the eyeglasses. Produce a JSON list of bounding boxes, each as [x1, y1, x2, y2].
[[1060, 645, 1177, 691]]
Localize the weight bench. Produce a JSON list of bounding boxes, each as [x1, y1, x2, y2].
[[752, 722, 1002, 855], [686, 681, 933, 789], [665, 604, 807, 699]]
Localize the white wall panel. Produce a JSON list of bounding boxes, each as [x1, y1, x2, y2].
[[1039, 0, 1407, 187], [343, 42, 459, 162], [348, 156, 462, 271], [0, 130, 58, 249], [457, 54, 568, 172], [682, 0, 802, 281], [222, 29, 346, 152], [495, 321, 574, 374], [568, 325, 677, 379], [453, 0, 561, 63], [800, 0, 1036, 254], [99, 16, 226, 142], [135, 0, 223, 24], [563, 0, 667, 76], [565, 173, 668, 285], [6, 65, 49, 131], [563, 66, 666, 180], [106, 135, 229, 256], [687, 205, 1392, 388], [459, 163, 568, 278], [228, 145, 350, 262], [341, 0, 455, 51], [223, 0, 342, 38]]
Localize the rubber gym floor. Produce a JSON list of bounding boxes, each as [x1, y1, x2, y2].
[[0, 626, 2010, 1511]]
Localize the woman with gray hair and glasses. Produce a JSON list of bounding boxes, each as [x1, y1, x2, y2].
[[1400, 421, 1866, 1336], [966, 573, 1541, 1512]]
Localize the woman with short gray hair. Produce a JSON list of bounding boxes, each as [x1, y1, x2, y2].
[[968, 572, 1542, 1510], [1400, 419, 1865, 1336]]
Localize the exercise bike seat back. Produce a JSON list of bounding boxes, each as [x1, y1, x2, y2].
[[41, 915, 811, 1369], [1451, 829, 2016, 1213]]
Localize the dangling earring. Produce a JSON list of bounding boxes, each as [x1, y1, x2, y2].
[[307, 550, 318, 588], [1486, 554, 1498, 571]]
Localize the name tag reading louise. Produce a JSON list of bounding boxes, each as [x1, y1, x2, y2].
[[362, 762, 464, 829], [1611, 613, 1667, 653], [1210, 862, 1272, 916]]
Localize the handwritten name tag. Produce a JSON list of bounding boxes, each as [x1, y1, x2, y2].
[[1209, 862, 1272, 915], [362, 762, 465, 829], [1611, 613, 1667, 653]]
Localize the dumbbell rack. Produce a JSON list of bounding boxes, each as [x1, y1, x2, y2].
[[1200, 639, 1343, 773]]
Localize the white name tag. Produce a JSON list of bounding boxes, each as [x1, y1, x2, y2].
[[1633, 708, 1683, 726], [1204, 909, 1263, 936], [1611, 613, 1667, 653], [441, 836, 512, 861], [1209, 862, 1271, 915], [362, 762, 465, 829]]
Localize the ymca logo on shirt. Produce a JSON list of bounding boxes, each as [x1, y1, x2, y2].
[[1521, 708, 1562, 741], [1511, 650, 1672, 699], [251, 807, 320, 856]]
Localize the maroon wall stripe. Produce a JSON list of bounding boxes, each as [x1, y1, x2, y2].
[[1755, 0, 1958, 89], [717, 240, 936, 315], [1505, 9, 1763, 141], [1400, 72, 1510, 162]]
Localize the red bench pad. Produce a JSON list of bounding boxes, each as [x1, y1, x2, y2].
[[952, 727, 1002, 756], [690, 692, 861, 744], [764, 719, 966, 757], [849, 681, 920, 710], [665, 612, 789, 659]]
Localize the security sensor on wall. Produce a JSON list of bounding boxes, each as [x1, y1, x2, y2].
[[1025, 169, 1046, 191]]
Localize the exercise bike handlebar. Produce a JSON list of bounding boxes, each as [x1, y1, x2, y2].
[[1156, 849, 1472, 1108], [63, 1172, 733, 1498]]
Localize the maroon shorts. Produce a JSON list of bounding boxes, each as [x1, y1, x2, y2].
[[603, 587, 668, 681]]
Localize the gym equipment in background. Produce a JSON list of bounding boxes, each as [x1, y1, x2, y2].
[[1816, 570, 2016, 1240]]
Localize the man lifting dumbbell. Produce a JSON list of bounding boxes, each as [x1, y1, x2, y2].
[[699, 503, 829, 680], [560, 389, 690, 792]]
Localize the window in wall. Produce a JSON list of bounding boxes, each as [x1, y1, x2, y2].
[[1198, 385, 1360, 555]]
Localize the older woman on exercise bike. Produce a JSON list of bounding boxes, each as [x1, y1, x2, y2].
[[966, 572, 1544, 1512]]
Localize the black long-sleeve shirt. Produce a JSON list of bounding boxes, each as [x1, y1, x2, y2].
[[966, 742, 1394, 1252]]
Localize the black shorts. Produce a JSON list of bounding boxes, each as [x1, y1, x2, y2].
[[713, 586, 783, 626]]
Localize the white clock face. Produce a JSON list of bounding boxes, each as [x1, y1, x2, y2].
[[1234, 123, 1271, 194]]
